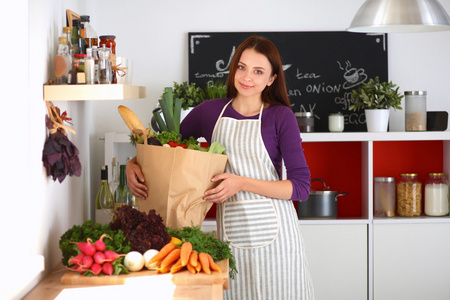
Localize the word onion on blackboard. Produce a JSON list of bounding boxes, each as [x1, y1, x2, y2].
[[188, 31, 388, 132]]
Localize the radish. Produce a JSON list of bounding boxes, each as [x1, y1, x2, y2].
[[70, 241, 87, 253], [102, 262, 114, 275], [93, 251, 107, 265], [90, 263, 102, 275], [67, 265, 89, 275], [81, 255, 94, 269], [68, 253, 85, 266], [94, 233, 111, 252], [104, 250, 126, 262], [83, 238, 96, 256]]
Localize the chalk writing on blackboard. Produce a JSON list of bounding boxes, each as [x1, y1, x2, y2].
[[188, 32, 388, 132]]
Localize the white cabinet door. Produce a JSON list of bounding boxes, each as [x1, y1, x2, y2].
[[300, 224, 368, 300], [374, 223, 450, 300]]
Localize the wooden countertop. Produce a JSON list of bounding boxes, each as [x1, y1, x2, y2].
[[24, 260, 228, 300]]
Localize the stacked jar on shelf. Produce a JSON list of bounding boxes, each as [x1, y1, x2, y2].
[[374, 173, 449, 217], [53, 14, 118, 85]]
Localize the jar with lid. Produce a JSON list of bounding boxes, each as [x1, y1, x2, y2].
[[98, 46, 112, 84], [405, 91, 427, 131], [397, 173, 422, 217], [424, 173, 449, 216], [99, 35, 116, 54], [374, 177, 396, 217], [68, 54, 86, 84], [295, 112, 314, 132], [328, 112, 344, 132]]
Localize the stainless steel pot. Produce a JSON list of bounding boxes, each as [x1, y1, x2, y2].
[[297, 178, 348, 219]]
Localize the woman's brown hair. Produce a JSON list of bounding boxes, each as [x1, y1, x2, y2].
[[226, 36, 291, 108]]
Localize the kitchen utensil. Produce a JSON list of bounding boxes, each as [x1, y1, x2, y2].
[[297, 178, 348, 219]]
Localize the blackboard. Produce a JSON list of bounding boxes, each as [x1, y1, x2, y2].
[[188, 32, 388, 132]]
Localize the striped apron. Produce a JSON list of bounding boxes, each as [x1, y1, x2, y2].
[[212, 100, 315, 300]]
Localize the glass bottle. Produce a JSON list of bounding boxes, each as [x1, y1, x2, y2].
[[397, 173, 422, 217], [126, 156, 138, 209], [425, 173, 449, 216], [114, 165, 132, 209], [92, 46, 99, 84], [109, 157, 120, 197], [54, 37, 71, 84], [80, 15, 98, 48], [95, 165, 114, 224], [71, 19, 87, 54], [98, 45, 112, 84], [84, 48, 95, 84], [62, 26, 74, 57]]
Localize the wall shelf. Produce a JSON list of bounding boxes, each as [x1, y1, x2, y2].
[[43, 84, 146, 101]]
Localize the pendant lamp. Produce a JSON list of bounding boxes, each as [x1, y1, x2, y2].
[[347, 0, 450, 33]]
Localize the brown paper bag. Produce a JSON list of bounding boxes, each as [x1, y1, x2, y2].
[[136, 141, 228, 229]]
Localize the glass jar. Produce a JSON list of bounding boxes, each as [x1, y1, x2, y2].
[[328, 112, 344, 132], [405, 91, 427, 131], [397, 173, 422, 216], [99, 35, 116, 54], [98, 46, 112, 84], [374, 177, 396, 217], [424, 173, 449, 216], [295, 112, 314, 132]]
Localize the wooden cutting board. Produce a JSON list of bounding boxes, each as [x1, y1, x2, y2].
[[61, 259, 229, 289]]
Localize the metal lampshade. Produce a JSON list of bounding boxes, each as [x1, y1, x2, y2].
[[347, 0, 450, 32]]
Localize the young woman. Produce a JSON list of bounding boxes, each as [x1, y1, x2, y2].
[[127, 36, 314, 299]]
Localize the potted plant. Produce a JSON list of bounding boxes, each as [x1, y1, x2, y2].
[[172, 81, 206, 110], [349, 76, 403, 132], [204, 80, 227, 100]]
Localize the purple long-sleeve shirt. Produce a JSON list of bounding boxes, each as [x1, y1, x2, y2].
[[180, 98, 311, 201]]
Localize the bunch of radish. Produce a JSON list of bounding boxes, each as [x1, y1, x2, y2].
[[67, 234, 125, 276]]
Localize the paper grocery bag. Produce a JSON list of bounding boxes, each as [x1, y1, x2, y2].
[[136, 143, 228, 229]]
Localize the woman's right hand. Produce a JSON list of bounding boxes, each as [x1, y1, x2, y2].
[[126, 156, 148, 199]]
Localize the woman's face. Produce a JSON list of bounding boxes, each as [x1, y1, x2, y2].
[[234, 48, 276, 99]]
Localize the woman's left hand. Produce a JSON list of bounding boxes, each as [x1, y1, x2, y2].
[[204, 173, 243, 203]]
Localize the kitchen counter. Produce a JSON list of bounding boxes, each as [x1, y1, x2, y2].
[[24, 260, 228, 300]]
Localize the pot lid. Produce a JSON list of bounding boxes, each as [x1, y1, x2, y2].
[[309, 190, 338, 195], [309, 178, 338, 194]]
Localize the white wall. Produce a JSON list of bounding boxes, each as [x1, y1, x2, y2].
[[4, 0, 450, 298]]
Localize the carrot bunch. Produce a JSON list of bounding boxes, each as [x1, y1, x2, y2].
[[148, 241, 222, 275]]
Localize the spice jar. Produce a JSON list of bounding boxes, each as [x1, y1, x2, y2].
[[374, 177, 396, 217], [397, 173, 422, 217], [328, 112, 344, 132], [295, 112, 314, 132], [99, 35, 116, 54], [405, 91, 427, 131], [98, 46, 112, 84], [424, 173, 449, 216], [68, 54, 87, 84]]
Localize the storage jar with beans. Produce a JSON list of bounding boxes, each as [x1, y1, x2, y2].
[[397, 173, 422, 217]]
